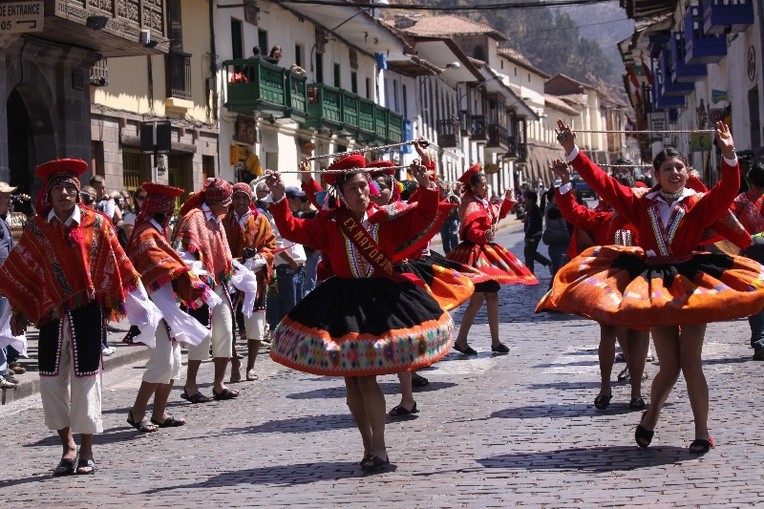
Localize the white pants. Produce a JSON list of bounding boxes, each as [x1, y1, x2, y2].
[[142, 321, 181, 384], [243, 310, 266, 340], [39, 315, 102, 434], [186, 285, 233, 361]]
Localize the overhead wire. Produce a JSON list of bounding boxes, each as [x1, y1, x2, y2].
[[281, 0, 617, 12]]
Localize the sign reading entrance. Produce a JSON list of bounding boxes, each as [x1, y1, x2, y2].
[[0, 1, 44, 34]]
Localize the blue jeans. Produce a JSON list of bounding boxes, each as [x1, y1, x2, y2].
[[440, 217, 459, 255], [303, 252, 321, 297], [272, 265, 305, 327], [547, 243, 568, 280]]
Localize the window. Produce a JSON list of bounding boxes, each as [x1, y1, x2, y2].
[[123, 151, 148, 191], [315, 53, 324, 83], [393, 79, 399, 112], [333, 63, 341, 88], [402, 84, 408, 118], [231, 19, 243, 59], [258, 30, 268, 57], [365, 77, 371, 99], [295, 43, 303, 67], [351, 72, 358, 94]]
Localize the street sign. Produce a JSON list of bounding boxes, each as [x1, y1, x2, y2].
[[0, 1, 43, 34]]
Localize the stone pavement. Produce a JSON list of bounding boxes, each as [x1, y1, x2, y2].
[[1, 219, 763, 508]]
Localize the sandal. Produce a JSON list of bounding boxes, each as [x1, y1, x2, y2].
[[212, 387, 239, 400], [52, 457, 77, 476], [689, 435, 715, 455], [151, 416, 186, 428], [361, 455, 391, 473], [635, 412, 654, 449], [629, 396, 646, 410], [491, 343, 510, 353], [246, 369, 259, 381], [594, 393, 612, 411], [127, 409, 158, 433], [388, 402, 418, 417], [180, 389, 212, 404], [411, 373, 429, 388], [76, 458, 96, 475]]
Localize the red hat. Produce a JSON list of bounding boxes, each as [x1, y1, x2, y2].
[[457, 163, 482, 185], [34, 158, 88, 215], [141, 182, 184, 214], [367, 160, 396, 178], [204, 177, 233, 203], [324, 154, 367, 186], [232, 182, 253, 198]]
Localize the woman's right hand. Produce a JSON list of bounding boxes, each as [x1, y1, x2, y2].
[[550, 159, 571, 184], [265, 170, 285, 201], [555, 119, 576, 155], [298, 159, 312, 183]]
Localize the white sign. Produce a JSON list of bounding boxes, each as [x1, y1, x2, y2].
[[647, 112, 667, 140], [0, 1, 44, 34]]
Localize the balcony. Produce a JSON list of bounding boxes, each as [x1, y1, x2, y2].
[[669, 33, 707, 83], [684, 5, 727, 65], [37, 1, 169, 57], [224, 59, 308, 124], [652, 79, 685, 110], [90, 58, 108, 87], [701, 0, 754, 36], [464, 115, 486, 141], [486, 124, 509, 152], [166, 52, 191, 101], [437, 119, 461, 148]]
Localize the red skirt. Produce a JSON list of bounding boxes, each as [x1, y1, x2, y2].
[[447, 241, 538, 287], [536, 245, 764, 330]]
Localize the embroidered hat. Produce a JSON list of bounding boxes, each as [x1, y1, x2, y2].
[[323, 154, 367, 187], [34, 158, 88, 214], [367, 160, 397, 178], [204, 177, 233, 204], [140, 182, 184, 217], [232, 182, 254, 198], [457, 163, 482, 185]]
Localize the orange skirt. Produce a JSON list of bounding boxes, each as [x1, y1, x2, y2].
[[536, 245, 764, 330], [447, 241, 538, 286]]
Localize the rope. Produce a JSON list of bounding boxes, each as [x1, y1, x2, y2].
[[269, 165, 411, 174], [303, 139, 428, 161], [574, 128, 716, 135]]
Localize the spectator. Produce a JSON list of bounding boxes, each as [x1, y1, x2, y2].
[[89, 176, 122, 225], [523, 190, 551, 274], [439, 183, 460, 254], [0, 182, 20, 388], [80, 185, 97, 207], [285, 186, 319, 296], [264, 45, 282, 65], [117, 213, 136, 250]]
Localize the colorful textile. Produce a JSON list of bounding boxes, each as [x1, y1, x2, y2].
[[173, 208, 233, 287], [732, 187, 764, 235], [34, 158, 87, 216], [136, 182, 183, 226], [536, 244, 764, 329], [224, 208, 276, 302], [205, 178, 233, 203], [128, 222, 209, 308], [396, 252, 476, 311], [0, 208, 140, 325], [271, 278, 454, 376]]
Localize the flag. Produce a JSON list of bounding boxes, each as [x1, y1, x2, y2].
[[374, 52, 387, 70]]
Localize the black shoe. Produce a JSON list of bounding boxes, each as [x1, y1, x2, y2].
[[689, 436, 714, 455], [594, 393, 612, 411], [491, 343, 510, 354], [453, 344, 477, 356], [628, 396, 646, 410], [361, 455, 391, 473], [411, 373, 429, 388], [635, 412, 654, 448], [753, 348, 764, 361]]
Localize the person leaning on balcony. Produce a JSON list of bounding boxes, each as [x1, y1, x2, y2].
[[264, 45, 282, 65]]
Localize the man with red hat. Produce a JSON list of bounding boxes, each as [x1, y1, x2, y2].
[[173, 177, 239, 402], [223, 182, 276, 382], [125, 182, 219, 432], [0, 158, 160, 475]]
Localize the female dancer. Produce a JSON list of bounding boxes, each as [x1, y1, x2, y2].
[[542, 119, 764, 454], [548, 160, 648, 410], [447, 165, 538, 355], [265, 154, 453, 472]]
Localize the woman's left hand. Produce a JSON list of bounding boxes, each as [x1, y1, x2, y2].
[[714, 120, 736, 159], [265, 170, 285, 201], [410, 162, 432, 188], [413, 138, 432, 166]]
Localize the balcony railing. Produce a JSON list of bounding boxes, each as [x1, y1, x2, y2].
[[437, 119, 461, 148], [669, 33, 707, 83], [90, 58, 108, 87], [166, 52, 191, 100], [684, 5, 727, 65], [468, 115, 486, 141], [224, 59, 308, 123], [487, 124, 509, 150]]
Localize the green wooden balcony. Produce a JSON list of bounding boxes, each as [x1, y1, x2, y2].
[[305, 84, 343, 131], [387, 112, 403, 144], [223, 59, 308, 123]]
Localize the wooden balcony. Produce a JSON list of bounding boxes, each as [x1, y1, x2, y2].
[[224, 59, 308, 124], [684, 5, 727, 65], [701, 0, 754, 36], [35, 0, 169, 57], [466, 115, 486, 141], [436, 119, 461, 148], [486, 124, 509, 151], [669, 33, 707, 83]]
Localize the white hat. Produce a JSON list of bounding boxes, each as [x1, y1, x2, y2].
[[0, 181, 18, 193]]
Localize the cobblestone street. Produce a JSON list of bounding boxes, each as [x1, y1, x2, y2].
[[1, 220, 763, 508]]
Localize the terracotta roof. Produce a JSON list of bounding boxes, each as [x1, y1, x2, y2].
[[405, 15, 508, 41], [497, 48, 550, 79]]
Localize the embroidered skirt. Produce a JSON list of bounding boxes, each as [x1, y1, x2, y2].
[[270, 277, 454, 376], [536, 245, 764, 330], [447, 241, 538, 290], [396, 251, 483, 311]]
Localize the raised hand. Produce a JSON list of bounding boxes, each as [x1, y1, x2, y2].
[[714, 121, 736, 159], [550, 159, 571, 184], [555, 119, 576, 154], [264, 170, 285, 201], [410, 161, 432, 188]]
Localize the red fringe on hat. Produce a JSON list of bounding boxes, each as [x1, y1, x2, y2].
[[325, 154, 367, 186]]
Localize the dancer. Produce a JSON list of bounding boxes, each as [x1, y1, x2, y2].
[[548, 160, 648, 410], [447, 164, 538, 355], [125, 183, 217, 432], [0, 158, 160, 475], [265, 154, 453, 472], [541, 119, 764, 454], [224, 182, 276, 381]]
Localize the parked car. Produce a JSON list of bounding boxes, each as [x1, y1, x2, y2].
[[571, 177, 594, 198]]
